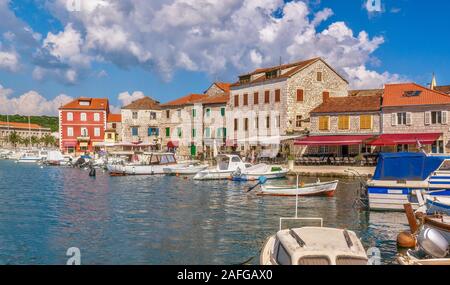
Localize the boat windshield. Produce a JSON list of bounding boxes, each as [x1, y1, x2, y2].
[[217, 156, 230, 170], [438, 160, 450, 171]]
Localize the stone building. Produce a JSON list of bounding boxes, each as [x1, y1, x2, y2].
[[297, 92, 382, 156], [121, 97, 162, 149], [160, 94, 207, 157], [378, 83, 450, 154], [0, 121, 51, 147], [228, 57, 349, 155]]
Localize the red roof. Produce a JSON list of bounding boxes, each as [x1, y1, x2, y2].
[[161, 94, 207, 107], [107, 114, 121, 123], [0, 121, 46, 130], [383, 83, 450, 107], [368, 133, 442, 146], [214, 82, 231, 93], [201, 94, 230, 105], [311, 95, 381, 114], [60, 97, 109, 111], [295, 135, 375, 146], [122, 97, 161, 110], [436, 85, 450, 94]]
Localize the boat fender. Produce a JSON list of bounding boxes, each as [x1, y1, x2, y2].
[[397, 231, 416, 248], [418, 228, 449, 258]]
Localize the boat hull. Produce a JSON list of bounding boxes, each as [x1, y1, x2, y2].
[[193, 170, 235, 180], [259, 181, 338, 197], [107, 164, 174, 175], [426, 197, 450, 215], [231, 170, 289, 181], [163, 165, 208, 175]]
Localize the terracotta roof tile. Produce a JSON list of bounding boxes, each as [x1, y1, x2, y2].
[[0, 121, 46, 130], [383, 83, 450, 107], [311, 95, 381, 114], [435, 85, 450, 94], [122, 97, 161, 110], [348, 89, 384, 97], [60, 97, 109, 111], [214, 82, 231, 93], [161, 94, 207, 107], [107, 114, 122, 123], [201, 94, 230, 105]]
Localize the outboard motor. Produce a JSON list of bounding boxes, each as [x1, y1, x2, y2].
[[418, 228, 449, 258]]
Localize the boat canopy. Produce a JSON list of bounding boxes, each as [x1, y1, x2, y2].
[[373, 152, 449, 181]]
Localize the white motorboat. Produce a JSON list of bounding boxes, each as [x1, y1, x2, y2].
[[426, 196, 450, 216], [163, 163, 208, 175], [231, 163, 289, 181], [107, 153, 183, 175], [193, 154, 250, 180], [17, 150, 45, 163], [44, 150, 65, 166], [259, 180, 338, 197]]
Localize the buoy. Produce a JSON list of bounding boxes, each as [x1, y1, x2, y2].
[[397, 231, 416, 248]]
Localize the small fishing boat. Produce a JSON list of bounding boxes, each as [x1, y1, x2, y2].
[[231, 164, 288, 181], [43, 150, 65, 166], [163, 163, 208, 175], [193, 155, 250, 180], [259, 180, 338, 197], [426, 196, 450, 216], [107, 153, 183, 175], [366, 152, 450, 211], [17, 151, 45, 163]]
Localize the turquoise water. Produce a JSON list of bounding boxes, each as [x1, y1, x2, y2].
[[0, 160, 408, 265]]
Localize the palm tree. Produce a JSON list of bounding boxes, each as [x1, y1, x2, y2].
[[20, 137, 30, 147], [8, 131, 21, 148], [30, 136, 40, 147], [41, 134, 56, 147]]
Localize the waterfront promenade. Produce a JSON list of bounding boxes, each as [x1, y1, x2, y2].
[[289, 165, 375, 178]]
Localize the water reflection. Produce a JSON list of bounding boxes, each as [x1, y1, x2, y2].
[[0, 160, 406, 265]]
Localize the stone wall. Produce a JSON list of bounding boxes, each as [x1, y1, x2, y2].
[[121, 109, 161, 144], [310, 112, 381, 135]]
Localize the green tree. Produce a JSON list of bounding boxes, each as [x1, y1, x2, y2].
[[20, 136, 30, 147], [41, 134, 56, 147], [8, 131, 21, 148], [30, 136, 40, 147]]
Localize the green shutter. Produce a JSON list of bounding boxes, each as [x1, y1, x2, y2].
[[165, 128, 170, 137], [221, 108, 225, 116], [192, 128, 196, 138], [192, 109, 196, 117]]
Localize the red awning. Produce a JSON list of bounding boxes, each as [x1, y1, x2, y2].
[[295, 135, 374, 146], [368, 133, 442, 146], [63, 141, 77, 147], [167, 141, 179, 148]]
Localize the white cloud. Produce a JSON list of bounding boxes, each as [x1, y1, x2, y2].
[[117, 91, 145, 106], [0, 48, 19, 71], [0, 83, 73, 116], [15, 0, 402, 88], [344, 65, 405, 89]]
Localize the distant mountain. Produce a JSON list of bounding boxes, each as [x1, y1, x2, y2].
[[0, 115, 59, 132]]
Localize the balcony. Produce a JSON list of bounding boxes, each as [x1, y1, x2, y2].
[[77, 136, 90, 142]]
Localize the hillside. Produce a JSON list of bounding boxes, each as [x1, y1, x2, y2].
[[0, 115, 59, 132]]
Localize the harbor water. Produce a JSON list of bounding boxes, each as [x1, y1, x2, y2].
[[0, 160, 408, 265]]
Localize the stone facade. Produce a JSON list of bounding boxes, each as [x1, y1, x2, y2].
[[382, 105, 450, 153], [0, 122, 52, 147], [310, 112, 381, 135], [228, 59, 348, 152], [121, 109, 162, 146]]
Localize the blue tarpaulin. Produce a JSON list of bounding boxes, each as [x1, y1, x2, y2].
[[373, 152, 449, 181]]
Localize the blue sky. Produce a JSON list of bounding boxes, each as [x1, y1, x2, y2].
[[0, 0, 449, 115]]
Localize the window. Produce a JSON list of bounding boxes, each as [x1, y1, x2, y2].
[[322, 91, 330, 101], [150, 112, 157, 120], [338, 116, 350, 130], [239, 75, 251, 84], [132, 112, 138, 119], [148, 128, 158, 136], [275, 89, 281, 102], [432, 111, 444, 124], [317, 72, 323, 82], [112, 123, 117, 129], [297, 89, 304, 102], [67, 112, 73, 121], [192, 109, 196, 118], [432, 140, 445, 154], [360, 115, 372, 130], [206, 108, 211, 117], [276, 115, 280, 128], [266, 70, 279, 79], [319, 116, 329, 131], [296, 115, 302, 128], [131, 127, 138, 136], [397, 144, 409, 152], [266, 116, 270, 129], [234, 118, 238, 131], [80, 113, 87, 121], [94, 113, 100, 122], [165, 127, 170, 137], [254, 92, 259, 105], [221, 107, 226, 117], [94, 128, 100, 137], [67, 127, 73, 137], [192, 128, 196, 138], [205, 127, 211, 138], [319, 146, 329, 154], [243, 94, 248, 106], [81, 127, 88, 137], [264, 91, 270, 104], [255, 117, 259, 129], [107, 133, 112, 139], [177, 109, 182, 117], [177, 127, 182, 138], [244, 118, 249, 131], [397, 113, 407, 125], [217, 128, 226, 138], [166, 110, 170, 119], [234, 95, 239, 107]]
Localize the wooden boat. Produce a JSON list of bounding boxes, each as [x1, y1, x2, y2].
[[260, 226, 368, 265], [231, 164, 288, 181], [163, 163, 208, 175], [426, 196, 450, 216], [193, 155, 250, 180], [259, 180, 338, 197], [107, 153, 183, 175]]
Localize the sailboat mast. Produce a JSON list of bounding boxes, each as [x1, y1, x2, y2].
[[28, 115, 32, 147]]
